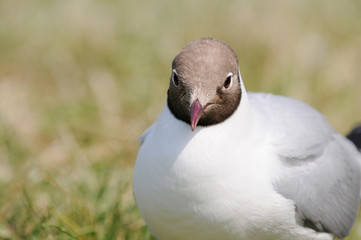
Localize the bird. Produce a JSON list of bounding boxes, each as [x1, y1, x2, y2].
[[133, 38, 361, 240]]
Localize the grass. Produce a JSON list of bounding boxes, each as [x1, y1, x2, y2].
[[0, 0, 360, 239]]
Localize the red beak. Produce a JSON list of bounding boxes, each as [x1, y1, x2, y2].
[[190, 99, 204, 131]]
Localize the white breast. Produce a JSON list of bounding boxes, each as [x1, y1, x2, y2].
[[133, 101, 333, 240]]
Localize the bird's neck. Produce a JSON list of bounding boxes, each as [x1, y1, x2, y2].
[[209, 90, 254, 143], [159, 90, 255, 145]]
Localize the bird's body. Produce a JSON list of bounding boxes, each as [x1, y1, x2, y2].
[[133, 38, 361, 240]]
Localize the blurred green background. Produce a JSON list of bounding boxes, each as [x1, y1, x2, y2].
[[0, 0, 360, 239]]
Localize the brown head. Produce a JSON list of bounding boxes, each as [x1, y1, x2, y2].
[[167, 38, 242, 131]]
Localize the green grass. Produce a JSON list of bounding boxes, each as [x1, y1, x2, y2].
[[0, 0, 360, 239]]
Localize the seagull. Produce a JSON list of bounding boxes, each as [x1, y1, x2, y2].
[[133, 38, 361, 240]]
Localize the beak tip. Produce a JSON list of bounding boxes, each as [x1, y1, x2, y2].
[[190, 98, 204, 132]]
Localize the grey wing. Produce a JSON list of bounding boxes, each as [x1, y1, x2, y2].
[[249, 93, 361, 238], [139, 124, 156, 145], [249, 93, 334, 160], [274, 134, 361, 239]]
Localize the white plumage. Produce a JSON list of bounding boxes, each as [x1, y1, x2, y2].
[[133, 38, 361, 240]]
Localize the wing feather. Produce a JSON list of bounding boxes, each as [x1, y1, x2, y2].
[[139, 124, 156, 145], [249, 93, 361, 238]]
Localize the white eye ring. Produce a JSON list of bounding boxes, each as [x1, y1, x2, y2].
[[224, 72, 233, 89], [172, 69, 180, 87]]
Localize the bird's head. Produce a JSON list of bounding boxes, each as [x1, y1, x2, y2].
[[167, 38, 242, 131]]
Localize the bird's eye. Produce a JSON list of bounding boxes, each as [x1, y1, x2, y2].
[[172, 69, 180, 87], [224, 72, 233, 89]]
